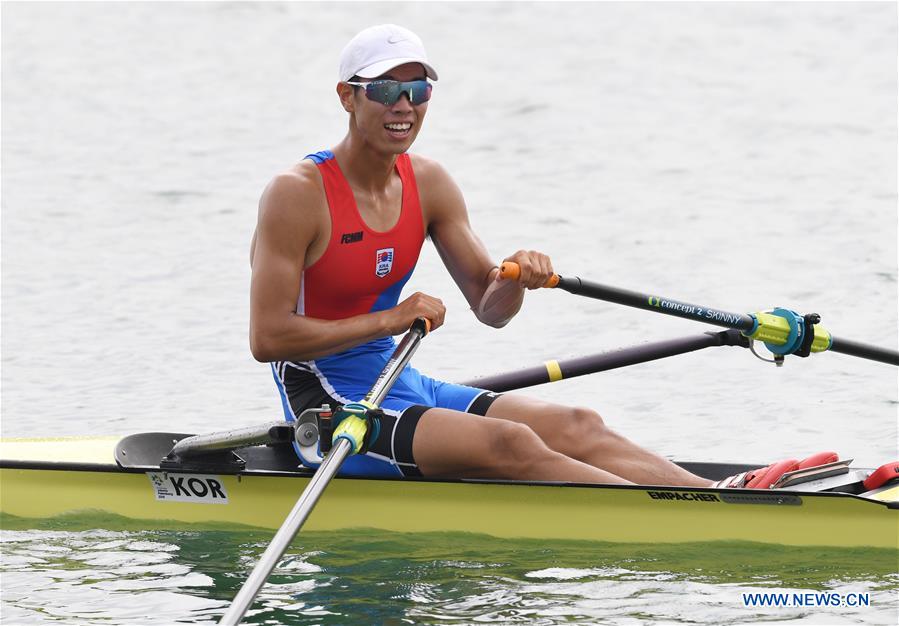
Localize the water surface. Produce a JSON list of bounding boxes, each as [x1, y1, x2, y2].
[[2, 2, 897, 624]]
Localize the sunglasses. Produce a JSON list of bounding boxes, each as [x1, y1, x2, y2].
[[346, 79, 433, 106]]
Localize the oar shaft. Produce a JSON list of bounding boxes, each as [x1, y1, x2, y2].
[[499, 262, 754, 330], [365, 319, 428, 405], [557, 276, 756, 331], [829, 336, 899, 366], [499, 261, 898, 367], [220, 318, 430, 625], [461, 331, 746, 392], [559, 276, 899, 365], [219, 438, 352, 626]]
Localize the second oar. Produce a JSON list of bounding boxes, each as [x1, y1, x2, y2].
[[219, 317, 431, 625], [499, 262, 898, 366]]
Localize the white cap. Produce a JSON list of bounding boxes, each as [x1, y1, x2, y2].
[[338, 24, 438, 83]]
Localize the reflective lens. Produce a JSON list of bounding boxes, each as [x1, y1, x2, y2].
[[350, 80, 433, 106]]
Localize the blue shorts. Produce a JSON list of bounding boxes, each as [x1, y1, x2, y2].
[[271, 344, 500, 477]]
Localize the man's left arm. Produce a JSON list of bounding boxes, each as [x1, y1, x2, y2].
[[413, 156, 553, 327]]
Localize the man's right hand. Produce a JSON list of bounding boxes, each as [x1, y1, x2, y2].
[[384, 292, 445, 335]]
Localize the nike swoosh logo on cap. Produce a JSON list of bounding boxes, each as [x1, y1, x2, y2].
[[387, 35, 408, 44]]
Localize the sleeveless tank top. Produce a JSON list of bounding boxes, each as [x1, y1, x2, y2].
[[299, 149, 425, 355]]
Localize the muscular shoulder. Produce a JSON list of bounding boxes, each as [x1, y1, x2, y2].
[[408, 154, 466, 225], [254, 160, 328, 264], [258, 161, 326, 228], [408, 153, 453, 192]]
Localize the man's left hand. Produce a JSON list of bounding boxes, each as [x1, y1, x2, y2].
[[501, 250, 554, 290]]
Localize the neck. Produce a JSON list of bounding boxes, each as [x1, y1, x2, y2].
[[331, 132, 399, 193]]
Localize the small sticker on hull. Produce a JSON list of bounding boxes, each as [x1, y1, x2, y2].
[[147, 472, 229, 504]]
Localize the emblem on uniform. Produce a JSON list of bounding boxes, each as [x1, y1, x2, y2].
[[375, 248, 394, 278]]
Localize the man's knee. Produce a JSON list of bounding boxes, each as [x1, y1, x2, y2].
[[563, 406, 607, 437], [553, 406, 616, 457], [485, 421, 552, 474]]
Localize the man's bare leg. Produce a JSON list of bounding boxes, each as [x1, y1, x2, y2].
[[412, 407, 633, 484], [485, 395, 713, 488]]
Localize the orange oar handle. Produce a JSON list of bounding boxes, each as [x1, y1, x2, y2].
[[498, 261, 560, 288], [412, 316, 431, 336]]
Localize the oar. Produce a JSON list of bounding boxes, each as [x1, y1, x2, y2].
[[460, 329, 748, 391], [500, 262, 899, 366], [219, 318, 431, 626]]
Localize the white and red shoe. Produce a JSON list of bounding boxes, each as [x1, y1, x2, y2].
[[712, 451, 839, 489]]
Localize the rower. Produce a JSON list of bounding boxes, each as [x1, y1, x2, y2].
[[247, 24, 801, 488]]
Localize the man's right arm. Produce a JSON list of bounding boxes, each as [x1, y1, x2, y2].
[[249, 169, 444, 363]]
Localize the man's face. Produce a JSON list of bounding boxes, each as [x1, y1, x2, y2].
[[340, 62, 430, 154]]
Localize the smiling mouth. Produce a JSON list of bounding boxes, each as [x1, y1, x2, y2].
[[384, 122, 413, 136]]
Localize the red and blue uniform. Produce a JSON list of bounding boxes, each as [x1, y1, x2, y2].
[[271, 150, 498, 477]]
